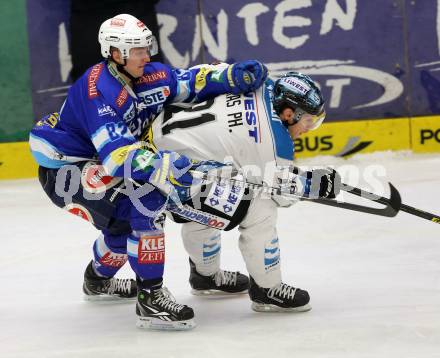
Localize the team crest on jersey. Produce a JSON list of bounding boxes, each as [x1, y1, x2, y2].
[[88, 63, 104, 99], [81, 161, 123, 194], [64, 203, 94, 224]]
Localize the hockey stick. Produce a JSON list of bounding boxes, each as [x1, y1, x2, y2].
[[191, 170, 402, 218], [196, 169, 440, 224], [398, 203, 440, 224], [310, 183, 401, 218], [288, 166, 440, 224], [312, 182, 440, 224]]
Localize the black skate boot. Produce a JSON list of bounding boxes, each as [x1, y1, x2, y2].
[[136, 280, 196, 331], [83, 260, 137, 301], [248, 276, 311, 312], [189, 258, 249, 296]]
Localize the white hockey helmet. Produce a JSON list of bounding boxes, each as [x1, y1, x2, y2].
[[98, 14, 158, 59]]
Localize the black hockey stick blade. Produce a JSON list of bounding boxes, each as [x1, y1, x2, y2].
[[341, 183, 440, 224], [311, 183, 401, 217]]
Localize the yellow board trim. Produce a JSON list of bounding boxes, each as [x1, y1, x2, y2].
[[409, 116, 440, 153], [294, 117, 411, 158], [0, 142, 38, 179], [3, 115, 440, 179]]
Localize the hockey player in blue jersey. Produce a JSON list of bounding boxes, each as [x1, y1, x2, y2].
[[29, 13, 268, 330]]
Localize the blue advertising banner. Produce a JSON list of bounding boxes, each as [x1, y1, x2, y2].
[[27, 0, 71, 121], [26, 0, 440, 122], [157, 0, 409, 120], [406, 0, 440, 115]]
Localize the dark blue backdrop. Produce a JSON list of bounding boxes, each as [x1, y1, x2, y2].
[[27, 0, 440, 122]]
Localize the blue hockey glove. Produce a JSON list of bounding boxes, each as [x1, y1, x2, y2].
[[133, 150, 230, 204], [132, 149, 194, 188], [228, 60, 268, 94], [170, 159, 231, 206]]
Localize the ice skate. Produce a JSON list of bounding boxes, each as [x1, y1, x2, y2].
[[83, 261, 137, 301], [136, 283, 196, 331], [249, 276, 311, 312], [189, 258, 249, 296]]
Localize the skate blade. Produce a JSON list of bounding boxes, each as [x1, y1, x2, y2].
[[191, 288, 248, 297], [136, 316, 196, 331], [251, 302, 312, 313], [83, 294, 136, 303]]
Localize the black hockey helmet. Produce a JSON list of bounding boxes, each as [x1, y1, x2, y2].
[[273, 71, 326, 130]]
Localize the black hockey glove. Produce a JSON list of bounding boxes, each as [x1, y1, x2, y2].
[[278, 167, 341, 200], [313, 168, 341, 199]]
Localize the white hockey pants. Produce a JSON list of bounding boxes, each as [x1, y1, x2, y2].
[[182, 196, 281, 288]]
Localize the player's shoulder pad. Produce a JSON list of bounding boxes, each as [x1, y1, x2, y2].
[[82, 61, 132, 111], [81, 61, 108, 100]]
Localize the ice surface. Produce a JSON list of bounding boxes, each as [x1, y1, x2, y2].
[[1, 151, 440, 358]]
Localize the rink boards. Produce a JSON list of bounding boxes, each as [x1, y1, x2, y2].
[[1, 116, 439, 179], [294, 115, 440, 158]]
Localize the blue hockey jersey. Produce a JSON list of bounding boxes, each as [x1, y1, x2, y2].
[[29, 61, 235, 179]]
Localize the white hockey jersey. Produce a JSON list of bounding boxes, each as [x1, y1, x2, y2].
[[148, 80, 295, 185]]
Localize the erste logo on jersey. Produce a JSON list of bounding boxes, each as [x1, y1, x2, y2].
[[88, 63, 104, 99], [138, 234, 165, 264], [138, 86, 170, 105]]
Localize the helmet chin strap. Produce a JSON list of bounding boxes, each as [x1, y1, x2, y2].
[[279, 105, 304, 128], [116, 59, 137, 82]]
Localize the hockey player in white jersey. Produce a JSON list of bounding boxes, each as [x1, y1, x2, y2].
[[147, 70, 339, 312]]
